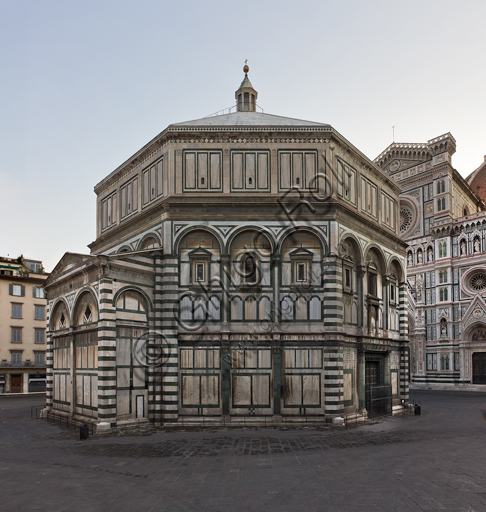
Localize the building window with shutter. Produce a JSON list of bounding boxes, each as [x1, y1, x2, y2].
[[35, 352, 45, 367], [35, 329, 45, 344], [11, 352, 22, 366], [11, 303, 22, 319], [35, 306, 45, 320], [9, 284, 25, 296], [11, 328, 22, 343], [32, 286, 45, 298], [101, 193, 117, 230]]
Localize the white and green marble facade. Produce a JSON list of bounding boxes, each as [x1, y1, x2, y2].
[[376, 133, 486, 388], [44, 73, 409, 427]]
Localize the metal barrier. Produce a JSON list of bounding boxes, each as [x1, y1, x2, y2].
[[366, 385, 392, 418], [31, 406, 95, 436]]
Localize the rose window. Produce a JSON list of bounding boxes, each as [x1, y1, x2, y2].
[[469, 272, 486, 292], [400, 207, 413, 234]]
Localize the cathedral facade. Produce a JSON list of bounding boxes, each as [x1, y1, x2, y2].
[[376, 137, 486, 387], [44, 68, 409, 428]]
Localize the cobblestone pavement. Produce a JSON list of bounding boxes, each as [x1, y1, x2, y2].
[[2, 390, 486, 511]]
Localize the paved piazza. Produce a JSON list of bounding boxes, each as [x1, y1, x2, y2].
[[2, 390, 486, 512]]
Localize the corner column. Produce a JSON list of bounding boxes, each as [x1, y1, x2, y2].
[[159, 253, 180, 424], [97, 277, 117, 423], [322, 255, 344, 331], [324, 345, 344, 418], [45, 301, 53, 411]]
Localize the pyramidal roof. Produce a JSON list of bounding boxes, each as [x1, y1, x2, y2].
[[170, 111, 330, 128], [170, 64, 330, 129]]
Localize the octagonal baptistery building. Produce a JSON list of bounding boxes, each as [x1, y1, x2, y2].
[[44, 68, 410, 429]]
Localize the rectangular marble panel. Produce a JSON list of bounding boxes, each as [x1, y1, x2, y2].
[[76, 375, 83, 405], [305, 153, 316, 189], [252, 374, 270, 406], [83, 375, 91, 406], [245, 350, 258, 369], [185, 153, 196, 189], [246, 153, 255, 188], [180, 349, 193, 369], [210, 153, 220, 189], [303, 374, 320, 405], [284, 374, 302, 405], [182, 375, 200, 406], [133, 367, 145, 388], [157, 160, 163, 196], [392, 372, 398, 396], [258, 350, 271, 369], [233, 375, 251, 405], [258, 153, 268, 189], [343, 372, 352, 402], [232, 153, 243, 189], [117, 389, 129, 416], [293, 153, 303, 187], [136, 395, 144, 418], [201, 375, 219, 405], [207, 349, 220, 369], [194, 350, 207, 369], [280, 153, 291, 189], [198, 153, 208, 189]]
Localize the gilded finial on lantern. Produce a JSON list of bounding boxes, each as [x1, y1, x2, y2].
[[243, 59, 249, 74]]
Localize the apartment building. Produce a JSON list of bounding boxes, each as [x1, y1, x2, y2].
[[0, 256, 48, 393]]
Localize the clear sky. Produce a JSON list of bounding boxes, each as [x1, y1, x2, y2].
[[1, 0, 485, 272]]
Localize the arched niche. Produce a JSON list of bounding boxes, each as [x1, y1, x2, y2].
[[229, 230, 272, 287], [178, 229, 222, 288], [281, 231, 323, 288], [73, 290, 98, 327]]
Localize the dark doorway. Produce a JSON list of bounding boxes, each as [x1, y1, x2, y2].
[[366, 360, 381, 388], [472, 353, 486, 384], [10, 374, 22, 393], [365, 357, 392, 417]]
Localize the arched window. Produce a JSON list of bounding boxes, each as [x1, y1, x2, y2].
[[439, 287, 448, 302], [139, 236, 159, 250], [73, 291, 98, 326], [51, 300, 69, 331], [116, 290, 147, 313]]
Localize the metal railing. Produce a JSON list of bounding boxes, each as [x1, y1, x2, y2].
[[366, 385, 392, 418], [31, 406, 96, 436]]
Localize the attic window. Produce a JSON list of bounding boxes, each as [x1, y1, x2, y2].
[[249, 177, 252, 185], [201, 177, 205, 185], [296, 177, 300, 185]]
